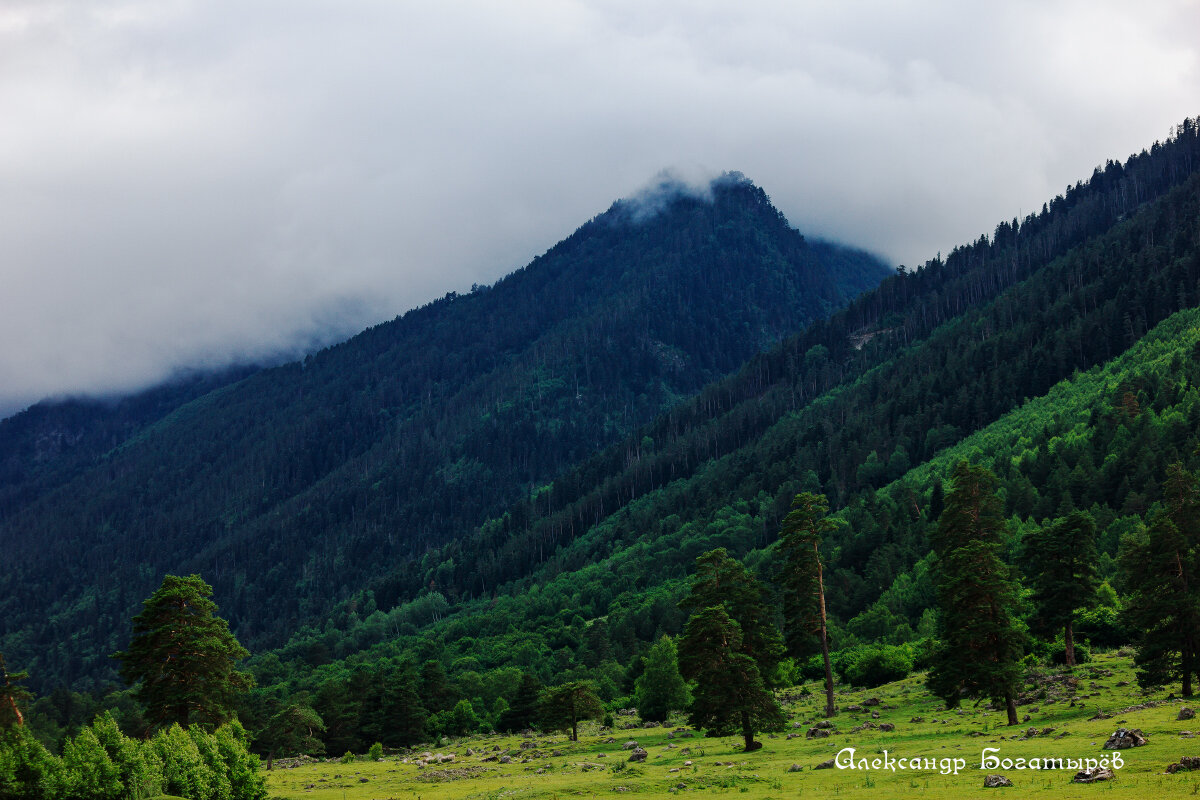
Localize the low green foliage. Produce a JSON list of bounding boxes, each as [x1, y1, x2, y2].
[[0, 716, 265, 800]]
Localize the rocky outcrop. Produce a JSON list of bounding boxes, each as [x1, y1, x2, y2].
[[1103, 728, 1147, 749], [1073, 767, 1115, 783]]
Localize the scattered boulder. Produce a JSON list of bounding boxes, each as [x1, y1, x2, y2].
[[806, 727, 832, 739], [622, 741, 639, 750], [846, 704, 863, 712], [1103, 728, 1147, 749], [862, 698, 880, 707], [499, 755, 511, 764], [520, 741, 537, 750], [879, 723, 895, 732], [1179, 708, 1196, 721], [983, 774, 1013, 788], [1073, 767, 1116, 783], [814, 759, 835, 770], [787, 764, 804, 773], [628, 747, 648, 763], [814, 720, 835, 729], [1165, 756, 1200, 774], [910, 716, 925, 723]]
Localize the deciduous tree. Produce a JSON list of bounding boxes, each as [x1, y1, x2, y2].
[[634, 635, 689, 722]]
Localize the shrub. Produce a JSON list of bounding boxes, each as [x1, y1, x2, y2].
[[0, 725, 62, 800], [367, 742, 383, 761], [838, 645, 914, 687]]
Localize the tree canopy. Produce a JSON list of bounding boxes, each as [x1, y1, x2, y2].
[[113, 574, 252, 730]]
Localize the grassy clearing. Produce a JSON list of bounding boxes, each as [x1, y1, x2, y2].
[[266, 652, 1200, 799]]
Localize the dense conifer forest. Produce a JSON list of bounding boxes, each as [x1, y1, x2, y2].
[[3, 117, 1200, 777], [0, 174, 888, 693]]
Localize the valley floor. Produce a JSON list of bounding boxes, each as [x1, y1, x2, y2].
[[265, 652, 1200, 799]]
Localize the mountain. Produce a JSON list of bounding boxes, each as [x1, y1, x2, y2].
[[0, 173, 890, 691], [251, 117, 1200, 703]]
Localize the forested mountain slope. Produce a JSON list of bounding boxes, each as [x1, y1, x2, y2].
[[0, 174, 889, 691], [255, 122, 1200, 722], [355, 118, 1200, 614]]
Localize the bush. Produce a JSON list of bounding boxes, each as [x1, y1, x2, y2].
[[367, 742, 383, 761], [0, 726, 61, 800], [1074, 607, 1131, 649], [838, 645, 914, 688], [341, 751, 355, 764]]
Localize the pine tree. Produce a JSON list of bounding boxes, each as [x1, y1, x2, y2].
[[264, 703, 325, 766], [0, 653, 31, 728], [777, 491, 838, 717], [113, 574, 252, 730], [927, 461, 1024, 725], [677, 605, 785, 751], [1119, 462, 1200, 696], [678, 548, 784, 682], [537, 682, 603, 742], [1021, 511, 1098, 666], [633, 635, 689, 722]]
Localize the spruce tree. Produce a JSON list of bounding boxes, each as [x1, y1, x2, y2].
[[677, 605, 785, 751], [777, 491, 838, 717], [1021, 511, 1098, 666], [497, 672, 542, 732], [1119, 462, 1200, 696], [113, 574, 252, 730], [927, 461, 1024, 725], [633, 635, 689, 722]]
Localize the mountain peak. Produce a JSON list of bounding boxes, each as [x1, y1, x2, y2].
[[606, 169, 757, 224]]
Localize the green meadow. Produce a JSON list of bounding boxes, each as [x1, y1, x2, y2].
[[266, 652, 1199, 799]]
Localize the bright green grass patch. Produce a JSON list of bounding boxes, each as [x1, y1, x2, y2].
[[266, 652, 1200, 799]]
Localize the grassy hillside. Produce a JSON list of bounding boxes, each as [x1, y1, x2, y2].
[[265, 652, 1200, 799]]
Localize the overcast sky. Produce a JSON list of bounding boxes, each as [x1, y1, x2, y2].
[[2, 0, 1198, 417]]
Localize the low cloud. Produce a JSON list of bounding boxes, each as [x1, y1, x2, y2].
[[1, 0, 1198, 416]]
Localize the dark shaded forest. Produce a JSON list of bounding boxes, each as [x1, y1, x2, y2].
[[0, 174, 888, 693]]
